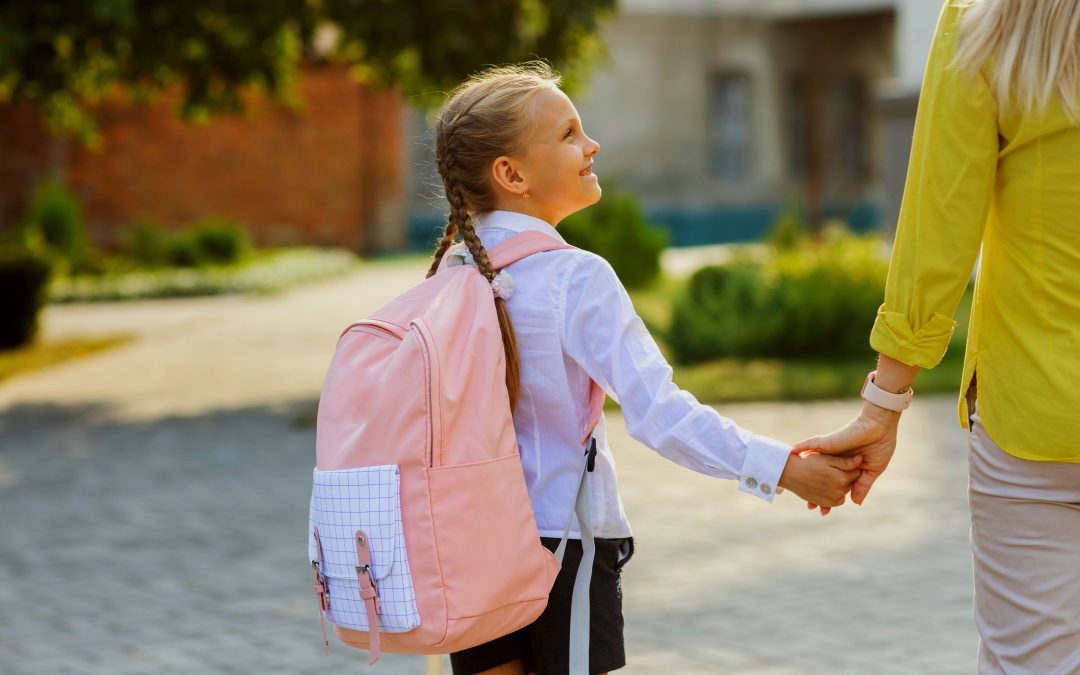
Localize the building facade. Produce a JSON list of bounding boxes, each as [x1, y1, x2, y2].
[[406, 0, 942, 249], [1, 64, 407, 254]]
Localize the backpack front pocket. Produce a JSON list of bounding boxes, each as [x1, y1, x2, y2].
[[308, 464, 420, 632]]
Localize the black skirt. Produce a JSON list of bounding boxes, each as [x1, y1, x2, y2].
[[450, 536, 634, 675]]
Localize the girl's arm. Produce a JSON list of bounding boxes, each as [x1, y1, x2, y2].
[[559, 252, 858, 507]]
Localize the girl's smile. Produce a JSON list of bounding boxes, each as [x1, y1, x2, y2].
[[490, 86, 601, 225]]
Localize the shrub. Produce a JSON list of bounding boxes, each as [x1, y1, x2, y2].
[[124, 219, 172, 267], [185, 217, 251, 265], [51, 247, 359, 302], [669, 231, 887, 363], [0, 247, 52, 349], [766, 205, 806, 252], [19, 179, 87, 265], [558, 187, 668, 289], [122, 217, 251, 268], [165, 231, 204, 267]]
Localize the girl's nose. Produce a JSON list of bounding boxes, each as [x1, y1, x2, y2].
[[587, 138, 600, 157]]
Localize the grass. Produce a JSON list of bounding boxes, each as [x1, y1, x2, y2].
[[0, 335, 132, 383], [623, 274, 972, 405], [51, 247, 362, 303]]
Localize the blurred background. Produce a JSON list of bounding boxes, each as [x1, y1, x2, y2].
[[2, 0, 938, 254], [0, 2, 978, 674]]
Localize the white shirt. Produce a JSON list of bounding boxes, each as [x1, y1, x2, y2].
[[471, 210, 791, 539]]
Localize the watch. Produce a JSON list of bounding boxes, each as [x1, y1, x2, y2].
[[860, 370, 913, 412]]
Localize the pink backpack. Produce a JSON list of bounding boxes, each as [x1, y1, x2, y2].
[[309, 230, 605, 669]]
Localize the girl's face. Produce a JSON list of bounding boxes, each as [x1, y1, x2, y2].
[[491, 87, 601, 225]]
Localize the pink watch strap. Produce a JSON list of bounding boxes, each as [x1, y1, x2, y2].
[[860, 370, 913, 412]]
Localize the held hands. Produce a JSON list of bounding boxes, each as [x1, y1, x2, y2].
[[776, 450, 863, 510], [779, 358, 914, 515], [792, 401, 902, 515]]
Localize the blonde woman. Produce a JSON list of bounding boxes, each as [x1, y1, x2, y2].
[[795, 0, 1080, 671]]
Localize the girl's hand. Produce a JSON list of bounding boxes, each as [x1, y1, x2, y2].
[[793, 402, 901, 511], [777, 451, 863, 511]]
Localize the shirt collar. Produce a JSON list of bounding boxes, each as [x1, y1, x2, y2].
[[475, 210, 567, 244]]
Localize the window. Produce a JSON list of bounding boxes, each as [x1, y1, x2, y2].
[[830, 75, 867, 181], [708, 73, 752, 181], [785, 72, 868, 183], [786, 74, 808, 178]]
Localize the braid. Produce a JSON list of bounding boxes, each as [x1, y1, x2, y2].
[[459, 215, 520, 412], [459, 217, 495, 282], [425, 62, 562, 413], [425, 221, 458, 279], [427, 120, 471, 278], [495, 296, 521, 413]]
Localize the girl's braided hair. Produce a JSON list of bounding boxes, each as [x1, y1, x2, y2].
[[427, 62, 561, 413]]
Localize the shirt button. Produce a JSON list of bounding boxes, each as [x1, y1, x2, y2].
[[745, 477, 758, 489], [760, 483, 772, 495]]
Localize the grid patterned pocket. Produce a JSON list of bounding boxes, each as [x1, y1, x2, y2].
[[308, 465, 420, 633]]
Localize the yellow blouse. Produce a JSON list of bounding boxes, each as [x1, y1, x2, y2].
[[870, 1, 1080, 462]]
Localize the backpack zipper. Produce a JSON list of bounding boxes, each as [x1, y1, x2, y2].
[[411, 319, 441, 468]]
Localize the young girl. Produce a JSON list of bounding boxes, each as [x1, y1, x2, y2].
[[427, 62, 862, 675]]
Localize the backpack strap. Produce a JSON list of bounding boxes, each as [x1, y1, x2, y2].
[[484, 230, 605, 675], [438, 229, 605, 674], [436, 230, 573, 274], [451, 230, 607, 443], [354, 530, 381, 665], [487, 230, 573, 268], [580, 381, 605, 446], [554, 435, 598, 675], [311, 527, 330, 656]]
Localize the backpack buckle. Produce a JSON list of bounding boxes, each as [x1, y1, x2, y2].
[[311, 560, 330, 610], [446, 248, 473, 267], [356, 563, 381, 613]]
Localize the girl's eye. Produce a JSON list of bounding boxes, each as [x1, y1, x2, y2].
[[564, 128, 574, 139]]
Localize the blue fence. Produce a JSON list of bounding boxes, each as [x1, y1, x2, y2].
[[404, 200, 880, 253]]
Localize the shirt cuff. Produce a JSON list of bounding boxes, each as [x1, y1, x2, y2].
[[737, 434, 791, 503], [869, 308, 957, 369]]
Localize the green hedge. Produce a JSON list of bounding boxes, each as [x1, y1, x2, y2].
[[0, 247, 52, 349], [670, 232, 888, 363], [123, 218, 251, 268], [557, 187, 668, 289], [17, 179, 88, 271], [51, 247, 359, 303]]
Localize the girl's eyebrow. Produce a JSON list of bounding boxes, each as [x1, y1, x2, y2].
[[560, 117, 578, 129]]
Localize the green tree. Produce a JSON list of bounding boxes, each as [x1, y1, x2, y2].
[[0, 0, 615, 141]]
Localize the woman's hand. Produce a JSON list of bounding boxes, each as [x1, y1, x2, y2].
[[777, 451, 863, 510], [793, 402, 902, 511]]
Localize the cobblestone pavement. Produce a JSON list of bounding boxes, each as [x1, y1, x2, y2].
[[0, 258, 978, 674]]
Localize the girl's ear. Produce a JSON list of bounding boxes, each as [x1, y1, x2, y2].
[[491, 156, 528, 198]]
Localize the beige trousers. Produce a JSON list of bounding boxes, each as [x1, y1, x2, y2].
[[967, 400, 1080, 674]]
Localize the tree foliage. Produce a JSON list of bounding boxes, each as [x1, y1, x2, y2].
[[0, 0, 615, 141]]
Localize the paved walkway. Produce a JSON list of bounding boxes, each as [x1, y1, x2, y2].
[[0, 257, 978, 674]]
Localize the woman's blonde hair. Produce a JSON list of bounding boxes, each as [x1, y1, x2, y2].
[[426, 61, 562, 413], [953, 0, 1080, 122]]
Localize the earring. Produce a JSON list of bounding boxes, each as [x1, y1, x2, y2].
[[521, 189, 529, 199]]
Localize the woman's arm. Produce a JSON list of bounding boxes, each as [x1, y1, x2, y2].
[[794, 1, 996, 510]]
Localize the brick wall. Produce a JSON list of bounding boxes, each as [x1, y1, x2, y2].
[[0, 63, 406, 253], [0, 103, 55, 236]]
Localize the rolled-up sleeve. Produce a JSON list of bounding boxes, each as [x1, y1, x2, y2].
[[870, 1, 997, 369], [559, 252, 790, 502]]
